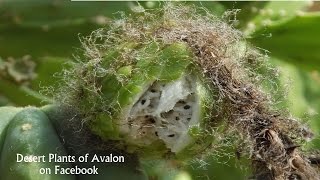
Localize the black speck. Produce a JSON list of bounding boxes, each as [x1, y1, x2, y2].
[[178, 100, 186, 104], [187, 118, 191, 121], [155, 132, 158, 136], [141, 99, 146, 105], [175, 117, 180, 120], [168, 134, 175, 137], [182, 37, 188, 42], [184, 105, 191, 109], [149, 118, 156, 123], [150, 89, 156, 93]]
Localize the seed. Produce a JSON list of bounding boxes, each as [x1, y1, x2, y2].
[[149, 118, 156, 123], [184, 105, 191, 109], [141, 99, 146, 105]]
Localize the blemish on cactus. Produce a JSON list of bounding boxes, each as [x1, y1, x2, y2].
[[21, 123, 32, 131]]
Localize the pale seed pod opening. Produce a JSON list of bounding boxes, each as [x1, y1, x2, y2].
[[88, 42, 217, 158]]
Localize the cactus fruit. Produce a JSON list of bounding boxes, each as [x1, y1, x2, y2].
[[56, 4, 225, 159], [78, 42, 216, 158], [54, 3, 320, 179]]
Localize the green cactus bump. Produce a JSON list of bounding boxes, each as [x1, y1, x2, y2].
[[0, 108, 74, 180]]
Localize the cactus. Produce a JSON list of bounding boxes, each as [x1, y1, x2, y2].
[[0, 105, 148, 180], [0, 0, 131, 57], [53, 3, 320, 179], [251, 11, 320, 71], [0, 107, 74, 180], [0, 106, 22, 150]]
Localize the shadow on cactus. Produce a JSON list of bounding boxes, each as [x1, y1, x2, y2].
[[51, 3, 320, 179]]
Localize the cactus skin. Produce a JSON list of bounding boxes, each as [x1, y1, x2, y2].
[[0, 107, 74, 180], [251, 12, 320, 71], [0, 106, 23, 153]]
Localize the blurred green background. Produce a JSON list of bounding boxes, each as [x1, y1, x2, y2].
[[1, 1, 320, 179]]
